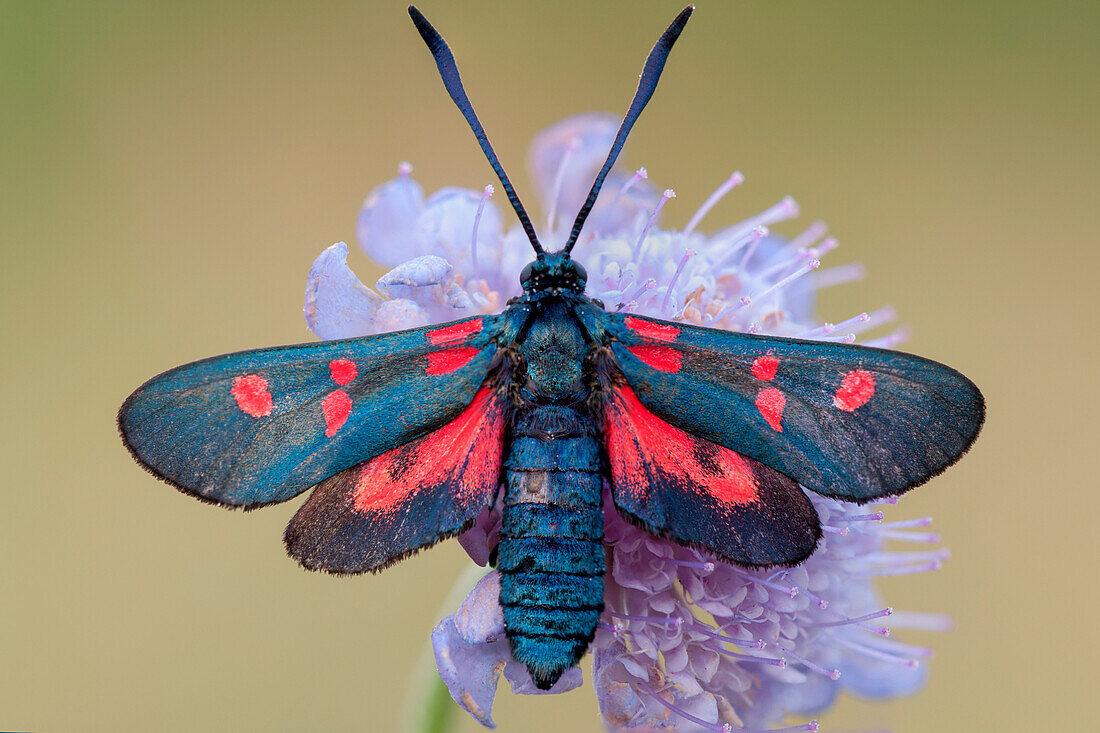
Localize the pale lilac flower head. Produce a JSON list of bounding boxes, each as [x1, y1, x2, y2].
[[304, 114, 945, 731]]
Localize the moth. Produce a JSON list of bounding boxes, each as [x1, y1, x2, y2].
[[118, 6, 984, 690]]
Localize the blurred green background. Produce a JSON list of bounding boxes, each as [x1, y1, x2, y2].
[[2, 1, 1096, 731]]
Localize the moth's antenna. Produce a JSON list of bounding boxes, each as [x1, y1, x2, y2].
[[562, 5, 693, 256], [408, 5, 544, 255]]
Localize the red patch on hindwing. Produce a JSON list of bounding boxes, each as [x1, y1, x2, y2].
[[352, 387, 505, 514], [751, 355, 779, 381], [627, 344, 682, 373], [329, 358, 357, 386], [322, 390, 352, 437], [604, 386, 759, 507], [231, 374, 272, 417], [425, 347, 481, 376], [755, 388, 785, 432], [624, 316, 680, 342], [834, 370, 876, 411], [426, 318, 483, 345]]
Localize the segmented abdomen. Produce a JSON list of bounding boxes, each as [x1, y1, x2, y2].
[[498, 404, 605, 690]]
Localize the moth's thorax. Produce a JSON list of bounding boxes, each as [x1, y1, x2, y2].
[[514, 300, 589, 401], [519, 252, 588, 294]]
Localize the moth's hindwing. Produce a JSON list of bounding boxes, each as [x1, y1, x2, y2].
[[118, 315, 500, 508], [284, 385, 508, 573], [604, 384, 821, 567], [607, 313, 985, 503]]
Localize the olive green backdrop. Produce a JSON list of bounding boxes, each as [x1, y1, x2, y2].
[[2, 1, 1096, 731]]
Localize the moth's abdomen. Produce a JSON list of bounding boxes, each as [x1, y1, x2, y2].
[[499, 405, 604, 690]]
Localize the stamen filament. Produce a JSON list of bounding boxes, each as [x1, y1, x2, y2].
[[750, 258, 820, 302], [684, 171, 744, 237], [640, 684, 733, 732], [470, 184, 494, 277], [805, 608, 893, 628], [611, 167, 648, 206], [634, 189, 676, 257], [661, 248, 696, 313]]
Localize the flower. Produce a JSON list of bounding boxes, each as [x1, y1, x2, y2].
[[303, 114, 949, 731]]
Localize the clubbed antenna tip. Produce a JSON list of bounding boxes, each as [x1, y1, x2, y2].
[[562, 5, 694, 255]]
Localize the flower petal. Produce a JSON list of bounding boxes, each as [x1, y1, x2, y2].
[[414, 187, 503, 270], [528, 113, 619, 218], [374, 299, 429, 331], [356, 171, 424, 267], [431, 615, 509, 729], [434, 572, 581, 728], [303, 242, 383, 340], [457, 506, 500, 567], [455, 571, 506, 645], [375, 255, 454, 300]]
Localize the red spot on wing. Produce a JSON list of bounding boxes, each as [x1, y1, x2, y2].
[[322, 390, 352, 437], [834, 370, 876, 411], [425, 347, 481, 376], [751, 355, 779, 381], [627, 344, 682, 373], [426, 318, 483, 346], [353, 387, 505, 514], [604, 386, 759, 507], [231, 375, 272, 417], [756, 388, 785, 432], [623, 316, 680, 342], [329, 358, 357, 386]]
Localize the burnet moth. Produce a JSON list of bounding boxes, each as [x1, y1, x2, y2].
[[118, 5, 984, 690]]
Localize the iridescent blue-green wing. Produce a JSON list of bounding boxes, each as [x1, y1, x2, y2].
[[119, 316, 501, 508], [606, 313, 984, 503], [283, 385, 508, 574]]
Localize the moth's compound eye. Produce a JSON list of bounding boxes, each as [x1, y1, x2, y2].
[[520, 261, 536, 286], [572, 261, 588, 285]]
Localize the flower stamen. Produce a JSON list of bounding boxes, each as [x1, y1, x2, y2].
[[684, 171, 744, 237], [661, 248, 696, 314], [639, 683, 733, 732], [749, 258, 821, 302], [611, 166, 649, 207], [804, 607, 893, 629], [633, 188, 676, 257], [470, 184, 494, 278]]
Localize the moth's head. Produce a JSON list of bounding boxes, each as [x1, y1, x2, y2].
[[520, 252, 587, 294]]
